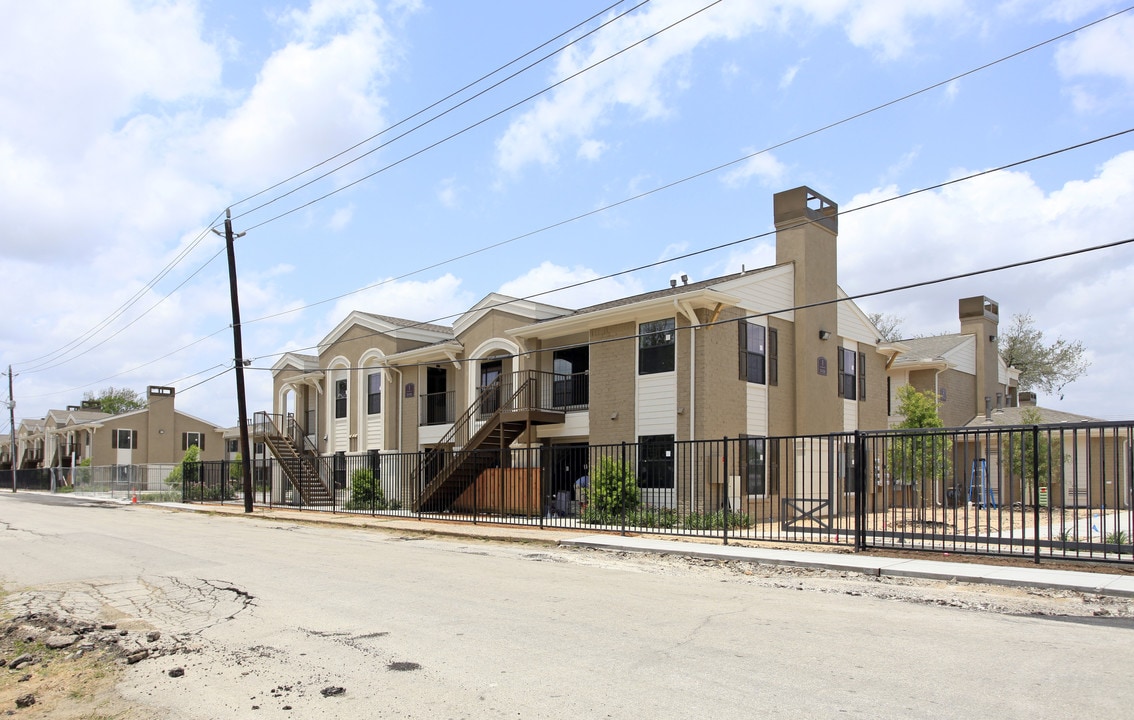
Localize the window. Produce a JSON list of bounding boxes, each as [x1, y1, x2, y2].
[[739, 322, 766, 384], [837, 347, 857, 400], [113, 429, 137, 449], [552, 346, 589, 409], [367, 372, 382, 415], [227, 439, 239, 454], [768, 328, 778, 386], [743, 437, 766, 495], [182, 432, 204, 451], [639, 319, 675, 375], [335, 379, 347, 419], [638, 435, 674, 488]]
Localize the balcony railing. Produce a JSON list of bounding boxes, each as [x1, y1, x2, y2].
[[420, 390, 456, 426]]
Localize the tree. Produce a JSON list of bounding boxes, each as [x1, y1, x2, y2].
[[1001, 407, 1066, 504], [867, 312, 905, 342], [84, 386, 145, 415], [888, 385, 952, 515], [1000, 312, 1089, 399]]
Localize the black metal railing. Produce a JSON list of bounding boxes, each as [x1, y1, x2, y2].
[[420, 390, 455, 426], [183, 420, 1134, 565]]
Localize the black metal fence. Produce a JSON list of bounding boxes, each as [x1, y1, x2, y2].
[[183, 420, 1134, 565]]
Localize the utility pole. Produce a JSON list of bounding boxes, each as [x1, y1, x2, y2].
[[216, 210, 254, 513], [6, 365, 15, 493]]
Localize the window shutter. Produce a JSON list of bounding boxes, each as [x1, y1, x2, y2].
[[837, 349, 845, 398], [859, 351, 867, 402], [768, 328, 778, 386], [199, 433, 204, 451], [131, 430, 138, 450], [112, 431, 117, 449], [182, 433, 187, 451], [738, 321, 747, 381]]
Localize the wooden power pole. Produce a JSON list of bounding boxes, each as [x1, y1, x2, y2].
[[220, 210, 254, 512]]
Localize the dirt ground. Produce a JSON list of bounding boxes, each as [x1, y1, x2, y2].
[[3, 539, 1133, 718]]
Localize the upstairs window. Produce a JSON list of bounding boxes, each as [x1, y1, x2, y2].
[[837, 347, 857, 401], [335, 379, 348, 419], [739, 322, 766, 384], [639, 319, 675, 375], [367, 372, 382, 415]]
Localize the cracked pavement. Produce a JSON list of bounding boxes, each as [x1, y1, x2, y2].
[[3, 493, 1133, 718]]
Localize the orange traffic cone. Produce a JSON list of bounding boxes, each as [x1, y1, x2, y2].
[[131, 492, 137, 504]]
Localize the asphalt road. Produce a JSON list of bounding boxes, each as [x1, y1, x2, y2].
[[2, 493, 1132, 718]]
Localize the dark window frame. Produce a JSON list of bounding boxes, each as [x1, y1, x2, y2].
[[638, 319, 676, 375], [637, 434, 675, 489], [182, 431, 204, 451], [768, 327, 778, 386], [742, 436, 767, 495], [113, 429, 137, 449], [739, 321, 766, 384], [335, 379, 348, 419], [367, 372, 382, 415], [837, 347, 857, 401]]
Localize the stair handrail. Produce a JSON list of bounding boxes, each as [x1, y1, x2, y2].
[[285, 414, 334, 492]]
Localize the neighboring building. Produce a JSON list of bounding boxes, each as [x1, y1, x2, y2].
[[14, 386, 226, 470], [885, 296, 1021, 428], [260, 186, 893, 507], [0, 433, 11, 469]]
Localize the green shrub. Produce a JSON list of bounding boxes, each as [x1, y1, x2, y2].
[[1105, 530, 1130, 547], [345, 467, 388, 511], [582, 457, 640, 524], [684, 510, 752, 530]]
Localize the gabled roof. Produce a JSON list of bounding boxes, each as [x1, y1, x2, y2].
[[271, 352, 320, 374], [966, 406, 1100, 426], [452, 294, 568, 337], [318, 310, 452, 351], [890, 333, 972, 370]]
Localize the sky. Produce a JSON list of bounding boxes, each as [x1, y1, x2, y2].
[[2, 0, 1134, 433]]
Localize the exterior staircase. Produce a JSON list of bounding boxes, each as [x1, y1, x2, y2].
[[413, 371, 564, 512], [253, 412, 334, 505]]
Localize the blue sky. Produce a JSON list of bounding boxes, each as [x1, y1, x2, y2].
[[3, 0, 1133, 431]]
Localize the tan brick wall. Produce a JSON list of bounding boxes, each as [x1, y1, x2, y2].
[[768, 316, 795, 436], [588, 321, 636, 446], [695, 307, 746, 440], [937, 368, 977, 427], [858, 349, 889, 430]]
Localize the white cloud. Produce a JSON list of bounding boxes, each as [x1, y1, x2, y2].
[[200, 0, 393, 191], [328, 205, 355, 230], [840, 150, 1134, 417], [577, 139, 609, 162], [323, 274, 474, 330], [722, 151, 788, 188], [498, 262, 645, 309], [779, 61, 804, 89], [437, 178, 460, 209], [495, 0, 966, 174], [1055, 12, 1134, 111]]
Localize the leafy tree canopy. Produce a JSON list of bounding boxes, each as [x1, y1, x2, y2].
[[893, 384, 944, 429], [1000, 312, 1089, 399], [83, 386, 145, 415]]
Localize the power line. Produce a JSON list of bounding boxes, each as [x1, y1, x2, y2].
[[236, 1, 727, 232], [13, 214, 225, 370], [7, 1, 649, 382], [244, 126, 1134, 365], [235, 4, 1134, 327], [239, 234, 1134, 375], [227, 0, 649, 218]]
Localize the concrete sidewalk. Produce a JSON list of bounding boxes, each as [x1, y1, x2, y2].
[[136, 499, 1133, 599]]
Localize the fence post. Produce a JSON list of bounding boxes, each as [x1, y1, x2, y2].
[[417, 450, 424, 520], [854, 430, 866, 551], [722, 438, 730, 546], [620, 441, 627, 537], [1032, 424, 1041, 564]]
